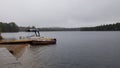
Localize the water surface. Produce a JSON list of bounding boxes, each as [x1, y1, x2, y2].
[[2, 31, 120, 68]]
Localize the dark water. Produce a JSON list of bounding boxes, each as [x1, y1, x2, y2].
[[2, 31, 120, 68]]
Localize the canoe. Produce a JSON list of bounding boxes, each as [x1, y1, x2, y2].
[[31, 38, 56, 45]]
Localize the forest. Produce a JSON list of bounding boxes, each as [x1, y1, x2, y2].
[[0, 22, 120, 32], [0, 22, 19, 32], [80, 23, 120, 31]]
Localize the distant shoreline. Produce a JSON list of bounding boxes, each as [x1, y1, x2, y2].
[[20, 23, 120, 32], [0, 22, 120, 32]]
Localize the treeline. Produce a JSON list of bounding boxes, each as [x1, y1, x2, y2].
[[19, 26, 81, 32], [80, 23, 120, 31], [20, 22, 120, 32], [0, 22, 19, 32], [18, 22, 120, 32], [38, 28, 81, 31]]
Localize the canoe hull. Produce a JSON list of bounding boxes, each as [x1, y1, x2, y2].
[[31, 39, 56, 45]]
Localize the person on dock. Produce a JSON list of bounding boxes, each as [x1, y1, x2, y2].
[[34, 28, 40, 37]]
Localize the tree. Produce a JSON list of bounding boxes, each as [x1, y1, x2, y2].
[[0, 34, 2, 40], [80, 22, 120, 31], [0, 22, 19, 32]]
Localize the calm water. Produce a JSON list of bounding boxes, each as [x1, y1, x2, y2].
[[1, 31, 120, 68]]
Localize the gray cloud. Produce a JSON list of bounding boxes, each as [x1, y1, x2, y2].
[[0, 0, 120, 27]]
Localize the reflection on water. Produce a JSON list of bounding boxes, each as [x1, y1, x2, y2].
[[18, 45, 56, 68], [2, 31, 120, 68]]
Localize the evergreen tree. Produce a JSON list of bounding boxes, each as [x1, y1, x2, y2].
[[0, 22, 19, 32], [80, 23, 120, 31]]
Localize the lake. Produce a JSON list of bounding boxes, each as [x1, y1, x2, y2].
[[1, 31, 120, 68]]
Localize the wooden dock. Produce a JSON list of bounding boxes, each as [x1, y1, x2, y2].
[[0, 39, 32, 44], [0, 37, 56, 45], [0, 48, 23, 68], [0, 44, 29, 58]]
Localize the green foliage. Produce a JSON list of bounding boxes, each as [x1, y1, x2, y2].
[[0, 32, 2, 40], [0, 22, 19, 32], [0, 35, 2, 40], [80, 23, 120, 31]]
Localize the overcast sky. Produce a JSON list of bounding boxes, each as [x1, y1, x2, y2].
[[0, 0, 120, 27]]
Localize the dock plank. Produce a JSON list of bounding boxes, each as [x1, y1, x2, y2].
[[0, 48, 23, 68]]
